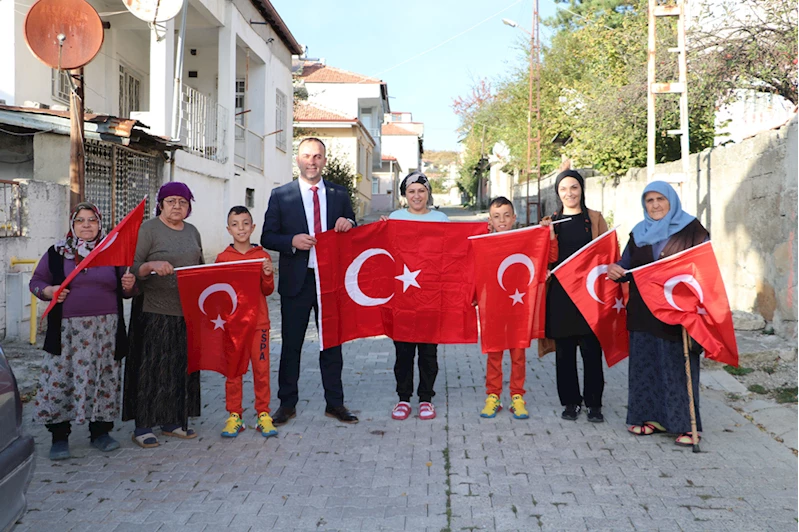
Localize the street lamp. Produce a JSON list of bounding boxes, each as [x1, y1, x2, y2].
[[502, 13, 539, 226]]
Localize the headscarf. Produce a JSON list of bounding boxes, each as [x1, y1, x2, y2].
[[155, 181, 195, 217], [54, 202, 104, 264], [399, 172, 433, 206], [631, 180, 695, 246], [553, 169, 588, 216]]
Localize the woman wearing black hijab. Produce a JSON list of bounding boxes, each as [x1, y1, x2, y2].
[[544, 170, 609, 422]]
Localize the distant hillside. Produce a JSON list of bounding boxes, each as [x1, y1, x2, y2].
[[424, 150, 459, 168]]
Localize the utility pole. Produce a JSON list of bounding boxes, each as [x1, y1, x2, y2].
[[531, 0, 542, 224], [68, 68, 85, 210]]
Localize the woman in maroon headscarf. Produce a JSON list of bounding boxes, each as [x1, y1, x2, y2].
[[123, 182, 204, 448]]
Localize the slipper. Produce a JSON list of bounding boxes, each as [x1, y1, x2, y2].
[[628, 424, 655, 436], [162, 427, 197, 439], [675, 433, 701, 447], [131, 432, 159, 448]]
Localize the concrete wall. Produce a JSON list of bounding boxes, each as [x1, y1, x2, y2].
[[304, 83, 383, 118], [382, 135, 420, 176], [539, 116, 798, 339], [0, 180, 69, 340]]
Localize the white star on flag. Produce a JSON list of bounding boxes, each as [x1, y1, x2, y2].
[[211, 314, 226, 330], [697, 306, 708, 315], [395, 264, 421, 292], [612, 297, 625, 314], [509, 289, 525, 306]]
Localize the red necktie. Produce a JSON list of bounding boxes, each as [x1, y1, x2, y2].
[[311, 185, 322, 235]]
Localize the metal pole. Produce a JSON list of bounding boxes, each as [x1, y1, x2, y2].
[[526, 16, 533, 226], [69, 68, 85, 210], [646, 0, 656, 178], [171, 0, 190, 141], [533, 0, 541, 223]]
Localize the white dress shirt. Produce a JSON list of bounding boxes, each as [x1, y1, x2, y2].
[[297, 178, 327, 268]]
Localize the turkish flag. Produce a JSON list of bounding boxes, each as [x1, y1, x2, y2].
[[470, 226, 551, 353], [552, 228, 628, 367], [316, 220, 487, 349], [42, 198, 146, 319], [176, 259, 264, 378], [630, 241, 738, 367]]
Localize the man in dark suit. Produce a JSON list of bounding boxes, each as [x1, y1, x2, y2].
[[261, 137, 358, 425]]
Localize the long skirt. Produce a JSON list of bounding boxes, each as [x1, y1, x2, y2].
[[122, 311, 200, 429], [626, 331, 702, 433], [34, 314, 120, 425]]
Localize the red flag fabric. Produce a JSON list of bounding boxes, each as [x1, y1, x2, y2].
[[316, 220, 487, 349], [177, 259, 264, 378], [42, 198, 146, 319], [470, 226, 551, 353], [552, 228, 628, 367], [630, 241, 739, 367]]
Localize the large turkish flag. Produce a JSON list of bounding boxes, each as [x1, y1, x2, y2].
[[552, 228, 628, 367], [630, 241, 738, 367], [470, 225, 551, 353], [316, 220, 487, 349], [42, 198, 146, 319], [177, 259, 264, 378]]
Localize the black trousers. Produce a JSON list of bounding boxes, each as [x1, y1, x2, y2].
[[279, 269, 344, 409], [46, 421, 114, 443], [555, 334, 604, 408], [394, 341, 438, 403]]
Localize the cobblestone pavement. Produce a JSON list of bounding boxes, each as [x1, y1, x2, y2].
[[13, 207, 798, 531]]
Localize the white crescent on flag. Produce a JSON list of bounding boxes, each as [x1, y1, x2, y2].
[[497, 253, 535, 291], [96, 232, 118, 253], [663, 274, 704, 312], [585, 264, 608, 305], [345, 248, 395, 306], [198, 283, 239, 315]]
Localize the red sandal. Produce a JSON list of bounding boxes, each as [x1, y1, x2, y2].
[[392, 402, 411, 420]]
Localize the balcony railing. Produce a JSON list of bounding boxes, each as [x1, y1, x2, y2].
[[234, 123, 265, 172], [179, 86, 228, 163]]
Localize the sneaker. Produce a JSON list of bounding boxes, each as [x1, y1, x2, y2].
[[49, 440, 70, 461], [587, 407, 604, 423], [509, 394, 529, 419], [221, 413, 245, 438], [419, 402, 436, 420], [256, 412, 278, 438], [480, 394, 502, 418], [392, 401, 411, 420], [561, 404, 581, 421]]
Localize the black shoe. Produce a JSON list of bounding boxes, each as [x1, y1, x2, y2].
[[325, 405, 359, 424], [561, 404, 581, 421], [272, 406, 296, 426], [587, 407, 604, 423]]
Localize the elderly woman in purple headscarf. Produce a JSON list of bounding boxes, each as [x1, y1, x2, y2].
[[123, 182, 204, 448], [30, 202, 136, 460]]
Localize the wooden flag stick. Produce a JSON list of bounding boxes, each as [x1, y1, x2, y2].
[[682, 326, 701, 453]]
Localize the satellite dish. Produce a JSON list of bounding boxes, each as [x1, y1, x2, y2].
[[122, 0, 184, 23], [24, 0, 104, 70]]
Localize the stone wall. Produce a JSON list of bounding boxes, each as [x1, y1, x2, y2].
[[580, 116, 797, 339]]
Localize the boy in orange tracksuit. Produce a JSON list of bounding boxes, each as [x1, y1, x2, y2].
[[217, 206, 277, 438], [479, 197, 556, 419]]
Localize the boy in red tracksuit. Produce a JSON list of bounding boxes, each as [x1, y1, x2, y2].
[[217, 206, 277, 438]]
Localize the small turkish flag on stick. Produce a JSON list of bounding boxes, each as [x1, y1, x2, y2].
[[42, 197, 146, 319], [470, 225, 551, 353], [176, 258, 265, 378], [630, 241, 739, 367], [551, 228, 628, 367]]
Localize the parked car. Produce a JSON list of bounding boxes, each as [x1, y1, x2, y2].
[[0, 344, 35, 532]]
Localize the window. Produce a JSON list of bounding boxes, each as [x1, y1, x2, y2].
[[372, 175, 379, 195], [245, 188, 254, 209], [52, 69, 70, 103], [235, 79, 246, 140], [275, 89, 287, 152], [118, 65, 142, 118]]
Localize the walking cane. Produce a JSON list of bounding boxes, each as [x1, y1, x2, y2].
[[681, 327, 701, 453]]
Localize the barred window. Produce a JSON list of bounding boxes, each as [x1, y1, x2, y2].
[[275, 89, 287, 152], [52, 69, 70, 103]]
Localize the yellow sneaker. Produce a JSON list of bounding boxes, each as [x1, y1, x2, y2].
[[221, 412, 245, 437], [257, 412, 278, 438], [480, 394, 502, 418], [510, 394, 529, 419]]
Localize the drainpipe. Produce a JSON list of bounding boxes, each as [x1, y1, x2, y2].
[[170, 0, 189, 141]]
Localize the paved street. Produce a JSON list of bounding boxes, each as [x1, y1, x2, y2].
[[13, 209, 798, 531], [15, 316, 798, 531]]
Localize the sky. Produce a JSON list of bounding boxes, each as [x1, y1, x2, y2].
[[273, 0, 558, 153]]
